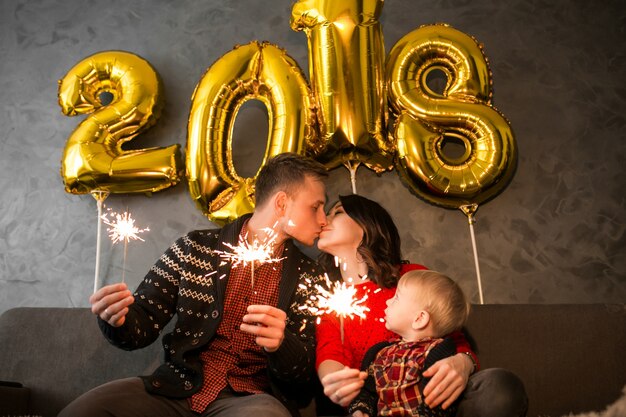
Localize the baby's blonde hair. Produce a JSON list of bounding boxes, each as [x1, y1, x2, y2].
[[399, 270, 470, 337]]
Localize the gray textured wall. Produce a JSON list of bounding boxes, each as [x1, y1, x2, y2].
[[0, 0, 624, 316]]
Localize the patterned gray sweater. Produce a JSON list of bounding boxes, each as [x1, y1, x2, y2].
[[98, 214, 325, 414]]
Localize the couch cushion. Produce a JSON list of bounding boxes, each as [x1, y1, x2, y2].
[[1, 305, 624, 417], [0, 307, 163, 417]]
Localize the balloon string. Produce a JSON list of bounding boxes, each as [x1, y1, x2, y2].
[[94, 198, 103, 293], [92, 191, 109, 293], [347, 161, 359, 194], [468, 219, 484, 304]]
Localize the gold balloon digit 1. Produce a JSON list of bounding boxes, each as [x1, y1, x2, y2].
[[387, 24, 517, 209], [186, 41, 315, 225], [58, 50, 183, 195], [291, 0, 394, 173]]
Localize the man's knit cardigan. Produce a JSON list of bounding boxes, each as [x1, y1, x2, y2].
[[97, 214, 325, 415]]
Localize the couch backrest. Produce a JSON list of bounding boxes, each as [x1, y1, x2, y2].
[[464, 304, 626, 417]]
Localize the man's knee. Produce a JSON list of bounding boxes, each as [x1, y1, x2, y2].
[[458, 368, 528, 417], [58, 377, 146, 417], [58, 394, 107, 417]]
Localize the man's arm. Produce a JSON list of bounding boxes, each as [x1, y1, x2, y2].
[[422, 352, 474, 409], [95, 233, 193, 350]]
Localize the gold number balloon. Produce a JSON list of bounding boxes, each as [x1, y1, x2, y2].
[[58, 50, 183, 195], [291, 0, 394, 173], [186, 41, 315, 224], [387, 24, 517, 209]]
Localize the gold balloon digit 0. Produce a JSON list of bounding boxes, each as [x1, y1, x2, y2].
[[58, 50, 183, 195], [387, 24, 517, 209], [186, 41, 315, 225], [291, 0, 394, 173]]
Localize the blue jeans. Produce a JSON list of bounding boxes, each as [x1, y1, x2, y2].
[[58, 377, 292, 417], [457, 368, 528, 417]]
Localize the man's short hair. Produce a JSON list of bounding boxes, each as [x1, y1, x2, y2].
[[254, 152, 328, 207]]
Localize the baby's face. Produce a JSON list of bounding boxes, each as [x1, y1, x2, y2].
[[384, 280, 420, 337]]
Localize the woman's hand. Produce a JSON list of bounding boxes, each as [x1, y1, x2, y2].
[[352, 411, 369, 417], [89, 283, 134, 327], [321, 366, 367, 407], [421, 353, 473, 409]]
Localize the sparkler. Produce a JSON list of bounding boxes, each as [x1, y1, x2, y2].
[[101, 209, 149, 284], [299, 274, 370, 343], [214, 226, 284, 288]]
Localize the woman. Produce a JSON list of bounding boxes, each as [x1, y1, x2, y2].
[[315, 194, 527, 417]]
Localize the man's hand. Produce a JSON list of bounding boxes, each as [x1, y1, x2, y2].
[[422, 353, 473, 409], [321, 366, 367, 407], [240, 305, 287, 352], [89, 283, 134, 327]]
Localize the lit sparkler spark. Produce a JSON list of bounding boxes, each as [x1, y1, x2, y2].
[[299, 274, 370, 343], [101, 209, 149, 283], [102, 211, 149, 244], [215, 226, 283, 288]]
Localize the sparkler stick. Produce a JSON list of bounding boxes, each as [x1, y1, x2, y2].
[[214, 226, 283, 288], [102, 209, 149, 284]]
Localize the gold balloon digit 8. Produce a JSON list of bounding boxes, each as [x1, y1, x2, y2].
[[58, 50, 183, 195], [387, 24, 517, 209], [186, 41, 315, 225], [291, 0, 394, 173]]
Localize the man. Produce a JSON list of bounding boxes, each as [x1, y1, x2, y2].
[[60, 152, 329, 417]]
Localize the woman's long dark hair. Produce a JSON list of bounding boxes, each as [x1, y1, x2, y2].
[[318, 194, 403, 289]]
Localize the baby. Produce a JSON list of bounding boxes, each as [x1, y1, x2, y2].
[[348, 270, 470, 417]]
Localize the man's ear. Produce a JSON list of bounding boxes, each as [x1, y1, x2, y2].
[[412, 310, 430, 331], [274, 191, 288, 216]]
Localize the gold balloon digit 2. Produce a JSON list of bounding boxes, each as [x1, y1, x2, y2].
[[58, 50, 182, 195]]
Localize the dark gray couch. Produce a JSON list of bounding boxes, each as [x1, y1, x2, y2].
[[1, 304, 624, 417]]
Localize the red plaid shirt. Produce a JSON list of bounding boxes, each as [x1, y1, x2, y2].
[[372, 338, 443, 416], [189, 224, 284, 413]]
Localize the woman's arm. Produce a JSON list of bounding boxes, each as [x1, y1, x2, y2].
[[318, 358, 345, 380], [316, 311, 366, 406]]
